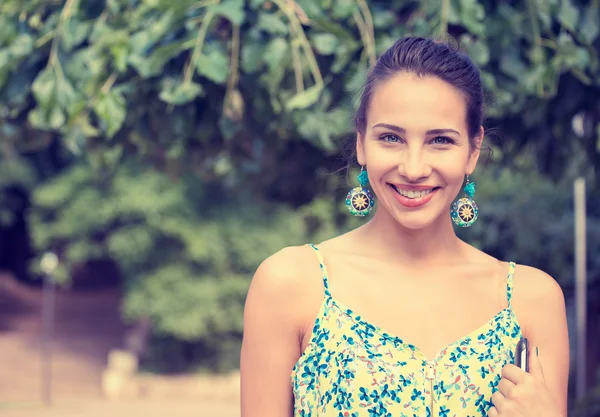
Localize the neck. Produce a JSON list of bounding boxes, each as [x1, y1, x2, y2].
[[358, 208, 466, 265]]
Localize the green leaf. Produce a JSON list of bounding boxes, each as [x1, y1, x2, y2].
[[447, 0, 461, 24], [127, 30, 155, 55], [62, 125, 88, 155], [241, 40, 264, 73], [159, 81, 204, 105], [257, 12, 288, 35], [94, 90, 126, 137], [212, 0, 245, 25], [9, 34, 34, 58], [149, 10, 176, 41], [196, 49, 229, 84], [311, 33, 338, 55], [111, 44, 129, 72], [31, 67, 56, 107], [331, 43, 356, 73], [297, 107, 350, 151], [27, 107, 46, 129], [500, 51, 528, 81], [28, 106, 66, 130], [76, 47, 106, 77], [47, 106, 68, 130], [73, 115, 101, 137], [555, 32, 589, 69], [345, 64, 368, 96], [332, 0, 355, 19], [462, 37, 489, 66], [57, 77, 80, 116], [263, 37, 287, 72], [0, 70, 8, 90], [62, 19, 92, 52], [310, 15, 356, 41], [131, 38, 194, 78], [0, 15, 17, 44], [1, 68, 31, 111], [580, 4, 600, 44], [373, 11, 396, 29], [458, 0, 485, 35], [0, 49, 10, 69], [286, 85, 322, 111], [294, 0, 321, 17], [92, 23, 129, 49], [558, 0, 579, 32], [250, 0, 265, 8]]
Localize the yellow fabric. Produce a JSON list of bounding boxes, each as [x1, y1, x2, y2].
[[291, 244, 521, 417]]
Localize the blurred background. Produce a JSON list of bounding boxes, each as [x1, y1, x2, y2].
[[0, 0, 598, 416]]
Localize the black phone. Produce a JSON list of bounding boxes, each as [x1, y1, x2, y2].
[[514, 337, 529, 372]]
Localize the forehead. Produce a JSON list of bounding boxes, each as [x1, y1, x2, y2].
[[367, 72, 468, 133]]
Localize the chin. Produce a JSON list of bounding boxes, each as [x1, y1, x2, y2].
[[391, 212, 441, 231]]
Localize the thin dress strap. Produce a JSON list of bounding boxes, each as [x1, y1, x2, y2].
[[307, 244, 332, 298], [506, 261, 516, 309]]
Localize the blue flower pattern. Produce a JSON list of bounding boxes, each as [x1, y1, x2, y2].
[[291, 245, 522, 417]]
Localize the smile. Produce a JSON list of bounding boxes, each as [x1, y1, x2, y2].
[[391, 186, 436, 199], [389, 184, 440, 208], [390, 185, 439, 199]]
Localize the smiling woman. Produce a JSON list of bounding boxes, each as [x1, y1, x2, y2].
[[240, 37, 569, 417]]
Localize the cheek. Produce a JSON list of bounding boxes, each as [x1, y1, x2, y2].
[[363, 147, 398, 175]]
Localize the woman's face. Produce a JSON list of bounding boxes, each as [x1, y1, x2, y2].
[[356, 72, 483, 230]]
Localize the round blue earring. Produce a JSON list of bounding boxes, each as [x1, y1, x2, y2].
[[451, 175, 478, 227], [346, 166, 375, 217]]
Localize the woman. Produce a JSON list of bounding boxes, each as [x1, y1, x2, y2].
[[240, 37, 569, 417]]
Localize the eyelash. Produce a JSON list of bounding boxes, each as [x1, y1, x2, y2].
[[430, 136, 454, 145], [380, 134, 402, 143], [378, 134, 455, 145]]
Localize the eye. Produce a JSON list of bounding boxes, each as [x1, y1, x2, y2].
[[430, 136, 454, 145], [380, 134, 402, 143]]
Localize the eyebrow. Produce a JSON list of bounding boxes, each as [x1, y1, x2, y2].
[[372, 123, 460, 136]]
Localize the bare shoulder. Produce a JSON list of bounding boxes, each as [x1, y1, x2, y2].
[[512, 264, 567, 337], [513, 264, 566, 307], [251, 245, 321, 294], [245, 245, 325, 323]]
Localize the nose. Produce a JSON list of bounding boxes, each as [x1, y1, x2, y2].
[[396, 145, 432, 181]]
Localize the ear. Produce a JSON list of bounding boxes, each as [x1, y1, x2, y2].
[[356, 132, 366, 166], [466, 126, 484, 175]]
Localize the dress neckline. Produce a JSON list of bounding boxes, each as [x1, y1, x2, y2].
[[328, 295, 518, 364]]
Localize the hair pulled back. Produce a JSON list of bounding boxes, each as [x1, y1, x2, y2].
[[354, 37, 484, 146]]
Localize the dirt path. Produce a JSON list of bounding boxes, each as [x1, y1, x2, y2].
[[0, 399, 240, 417], [0, 274, 240, 416], [0, 274, 125, 402]]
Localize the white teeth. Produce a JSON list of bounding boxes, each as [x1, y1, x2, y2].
[[393, 186, 434, 199]]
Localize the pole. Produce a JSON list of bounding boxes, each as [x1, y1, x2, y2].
[[40, 253, 58, 407], [574, 178, 587, 401]]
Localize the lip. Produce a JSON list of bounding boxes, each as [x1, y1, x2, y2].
[[389, 184, 439, 208]]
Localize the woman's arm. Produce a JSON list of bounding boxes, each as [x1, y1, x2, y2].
[[240, 248, 309, 417]]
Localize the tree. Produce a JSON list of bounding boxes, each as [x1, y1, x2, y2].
[[0, 0, 599, 185], [1, 0, 599, 381]]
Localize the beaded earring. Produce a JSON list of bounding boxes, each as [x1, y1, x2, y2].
[[451, 175, 478, 227], [345, 166, 375, 217]]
